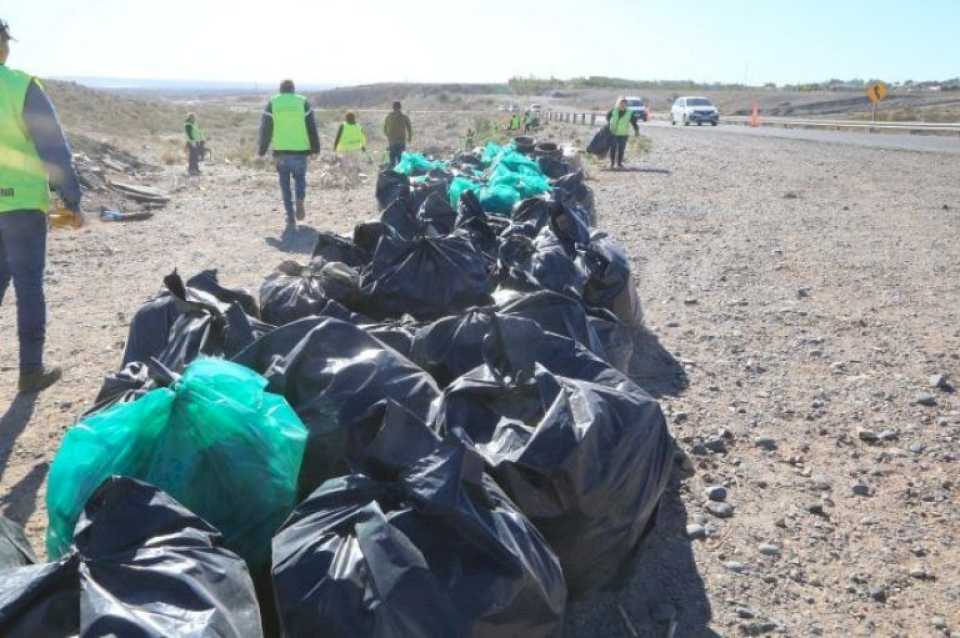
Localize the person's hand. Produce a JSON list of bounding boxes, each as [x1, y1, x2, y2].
[[362, 147, 367, 153]]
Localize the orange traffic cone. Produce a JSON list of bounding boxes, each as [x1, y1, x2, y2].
[[750, 102, 760, 128]]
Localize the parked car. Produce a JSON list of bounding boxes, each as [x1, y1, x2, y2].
[[671, 96, 719, 126], [623, 97, 649, 122], [529, 104, 543, 112]]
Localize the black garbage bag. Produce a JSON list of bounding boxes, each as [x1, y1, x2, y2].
[[375, 169, 410, 210], [359, 231, 493, 321], [417, 191, 457, 236], [582, 232, 644, 326], [552, 171, 596, 226], [410, 176, 450, 213], [353, 220, 390, 257], [380, 197, 421, 239], [232, 317, 441, 496], [260, 259, 362, 326], [271, 422, 567, 638], [538, 155, 572, 179], [90, 360, 152, 411], [120, 269, 259, 367], [411, 309, 628, 390], [455, 191, 500, 261], [510, 197, 553, 236], [312, 231, 370, 269], [586, 127, 613, 157], [156, 273, 272, 371], [432, 328, 674, 595], [530, 227, 589, 297], [0, 477, 263, 638], [493, 289, 638, 373], [313, 299, 419, 358], [98, 271, 270, 408], [0, 516, 35, 571]]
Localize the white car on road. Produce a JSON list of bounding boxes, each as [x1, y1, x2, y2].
[[671, 96, 719, 126]]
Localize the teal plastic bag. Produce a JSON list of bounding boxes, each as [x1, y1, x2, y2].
[[46, 358, 307, 569], [393, 152, 447, 176], [448, 176, 482, 208], [479, 184, 521, 215]]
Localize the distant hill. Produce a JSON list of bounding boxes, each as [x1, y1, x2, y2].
[[56, 76, 332, 96], [308, 83, 510, 108]]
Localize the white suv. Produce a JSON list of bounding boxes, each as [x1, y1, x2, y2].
[[671, 96, 719, 126]]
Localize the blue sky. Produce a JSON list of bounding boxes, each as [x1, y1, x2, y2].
[[4, 0, 958, 85]]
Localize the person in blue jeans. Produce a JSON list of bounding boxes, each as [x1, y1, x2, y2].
[[257, 79, 320, 231], [1, 20, 83, 393]]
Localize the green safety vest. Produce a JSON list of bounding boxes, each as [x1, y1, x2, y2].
[[609, 108, 633, 136], [0, 65, 51, 214], [186, 120, 205, 143], [336, 122, 366, 153], [270, 93, 310, 152]]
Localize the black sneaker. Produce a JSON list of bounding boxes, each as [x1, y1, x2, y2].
[[18, 366, 62, 393]]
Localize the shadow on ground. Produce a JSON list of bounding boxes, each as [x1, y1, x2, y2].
[[264, 225, 318, 254], [565, 468, 716, 637], [0, 393, 49, 525], [600, 166, 673, 175], [630, 327, 689, 398]]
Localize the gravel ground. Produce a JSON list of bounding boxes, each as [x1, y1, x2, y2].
[[1, 116, 958, 637]]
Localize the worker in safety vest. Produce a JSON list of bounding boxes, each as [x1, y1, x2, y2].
[[258, 79, 320, 231], [508, 113, 521, 131], [605, 97, 640, 170], [333, 112, 367, 155], [184, 113, 205, 176], [0, 19, 83, 392]]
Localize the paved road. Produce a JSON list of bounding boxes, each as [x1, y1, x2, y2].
[[642, 119, 960, 155]]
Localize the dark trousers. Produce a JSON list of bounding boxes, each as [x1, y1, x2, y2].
[[0, 211, 48, 372], [610, 135, 628, 166], [276, 154, 308, 223], [388, 143, 406, 167], [187, 143, 201, 174]]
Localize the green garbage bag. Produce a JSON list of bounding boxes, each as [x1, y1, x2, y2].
[[481, 142, 511, 167], [46, 358, 307, 569], [393, 152, 447, 176], [448, 176, 482, 208], [489, 164, 550, 199], [479, 183, 521, 215], [493, 150, 542, 176]]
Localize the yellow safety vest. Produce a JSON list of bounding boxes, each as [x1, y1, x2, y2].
[[336, 123, 366, 153], [0, 65, 50, 214], [609, 108, 633, 136]]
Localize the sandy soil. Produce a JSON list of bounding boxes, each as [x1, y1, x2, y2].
[[1, 114, 958, 637]]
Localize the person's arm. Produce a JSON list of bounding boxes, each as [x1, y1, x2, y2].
[[405, 115, 413, 143], [333, 124, 343, 151], [304, 101, 319, 155], [23, 81, 82, 211], [258, 102, 273, 157], [631, 112, 640, 136], [383, 113, 391, 138]]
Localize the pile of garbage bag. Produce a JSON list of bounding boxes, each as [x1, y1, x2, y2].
[[29, 133, 680, 636]]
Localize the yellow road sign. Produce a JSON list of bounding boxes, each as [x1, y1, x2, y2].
[[867, 82, 888, 103]]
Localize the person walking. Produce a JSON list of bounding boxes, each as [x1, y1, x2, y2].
[[333, 112, 367, 155], [605, 98, 640, 170], [0, 19, 83, 392], [184, 113, 204, 176], [258, 79, 320, 232], [383, 101, 412, 167]]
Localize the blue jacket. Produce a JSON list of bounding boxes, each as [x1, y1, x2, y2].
[[22, 79, 82, 210]]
